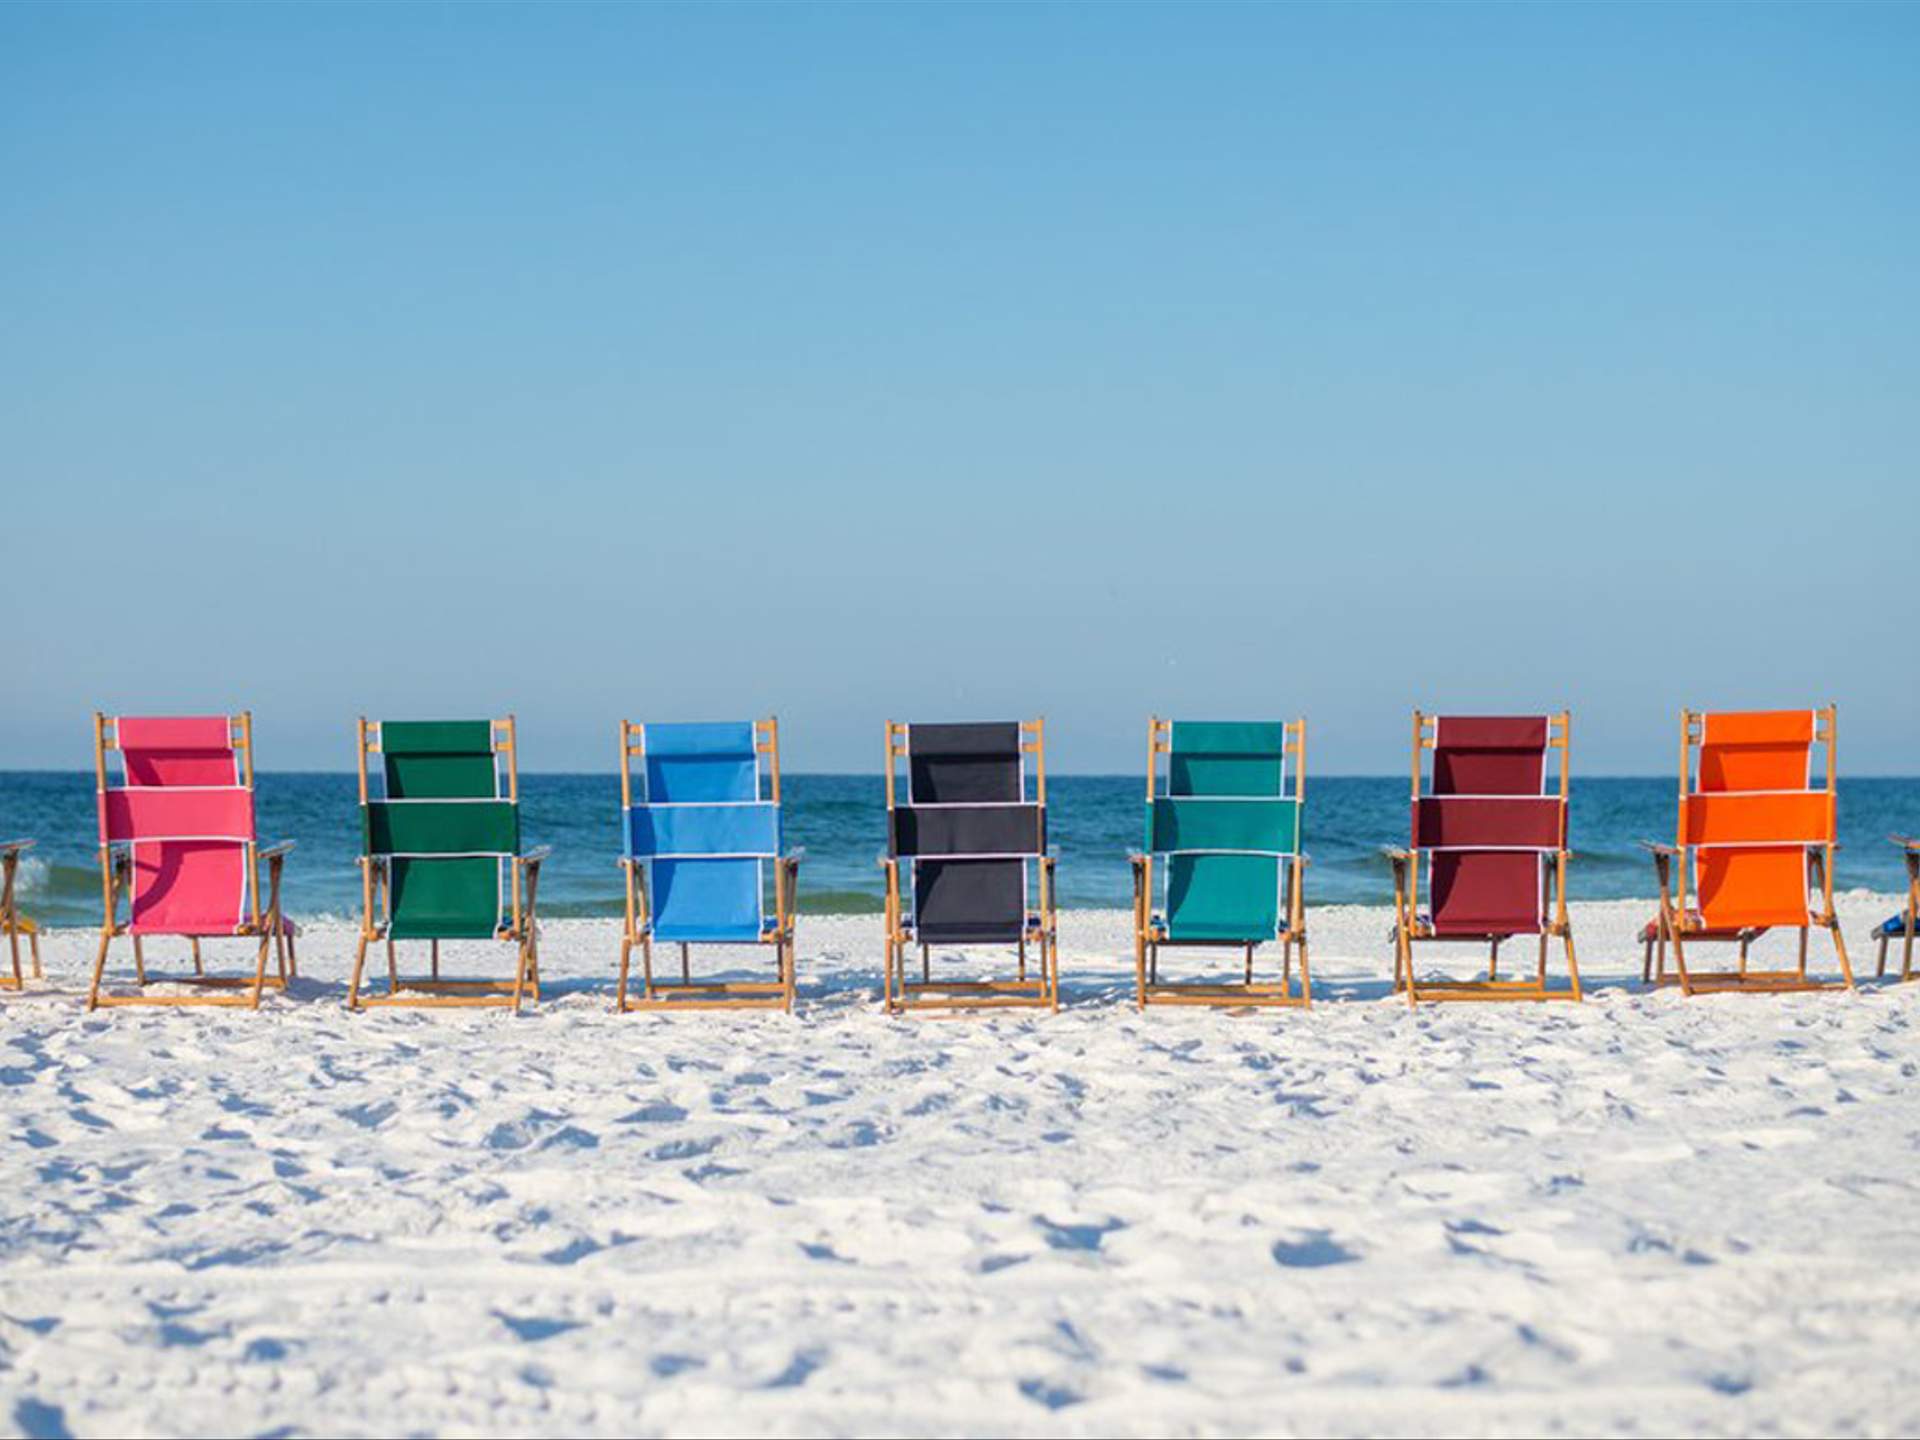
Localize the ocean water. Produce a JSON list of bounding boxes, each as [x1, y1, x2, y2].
[[6, 772, 1916, 928]]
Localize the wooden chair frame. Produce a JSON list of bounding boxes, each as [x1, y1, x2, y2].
[[1, 839, 43, 991], [1130, 717, 1310, 1011], [1644, 705, 1853, 994], [1876, 836, 1920, 982], [880, 718, 1059, 1015], [347, 715, 549, 1013], [86, 712, 297, 1011], [615, 716, 802, 1013], [1387, 709, 1581, 1006]]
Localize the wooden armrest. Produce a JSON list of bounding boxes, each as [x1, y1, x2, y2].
[[1640, 841, 1680, 856], [257, 840, 296, 861], [518, 846, 553, 866], [0, 838, 36, 858]]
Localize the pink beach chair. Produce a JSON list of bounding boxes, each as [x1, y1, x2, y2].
[[87, 713, 296, 1010]]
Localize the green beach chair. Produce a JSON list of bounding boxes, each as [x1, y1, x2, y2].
[[1131, 718, 1310, 1009], [348, 717, 550, 1012]]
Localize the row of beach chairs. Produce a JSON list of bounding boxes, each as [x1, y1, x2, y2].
[[2, 708, 1915, 1015]]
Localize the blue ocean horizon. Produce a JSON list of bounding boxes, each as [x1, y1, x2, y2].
[[8, 771, 1916, 927]]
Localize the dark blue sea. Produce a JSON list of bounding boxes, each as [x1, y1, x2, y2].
[[5, 772, 1915, 926]]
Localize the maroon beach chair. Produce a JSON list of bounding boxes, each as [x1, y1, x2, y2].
[[1386, 712, 1581, 1005]]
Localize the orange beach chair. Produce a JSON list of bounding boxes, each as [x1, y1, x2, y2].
[[1643, 706, 1853, 994]]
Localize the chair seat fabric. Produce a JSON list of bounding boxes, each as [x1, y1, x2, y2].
[[387, 855, 503, 939], [1428, 851, 1543, 935], [1878, 913, 1915, 938], [1165, 853, 1280, 942], [651, 857, 763, 941]]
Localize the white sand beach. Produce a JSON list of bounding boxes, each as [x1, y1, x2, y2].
[[2, 895, 1917, 1437]]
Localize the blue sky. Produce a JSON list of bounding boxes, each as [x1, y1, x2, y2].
[[4, 3, 1912, 773]]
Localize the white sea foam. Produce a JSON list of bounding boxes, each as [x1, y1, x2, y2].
[[1, 895, 1915, 1436]]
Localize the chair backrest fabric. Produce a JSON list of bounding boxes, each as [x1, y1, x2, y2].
[[893, 722, 1041, 944], [1416, 716, 1561, 936], [364, 721, 515, 940], [1148, 721, 1297, 942], [626, 721, 779, 943], [1685, 709, 1828, 929]]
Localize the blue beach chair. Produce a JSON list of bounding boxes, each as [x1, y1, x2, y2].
[[1876, 836, 1919, 982], [617, 719, 800, 1011]]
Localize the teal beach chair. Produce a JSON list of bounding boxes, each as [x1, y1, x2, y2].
[[1131, 718, 1310, 1009]]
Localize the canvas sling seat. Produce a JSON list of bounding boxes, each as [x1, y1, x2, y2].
[[1130, 718, 1310, 1010], [348, 718, 549, 1012], [86, 713, 296, 1010], [1642, 707, 1853, 994], [1386, 712, 1581, 1005], [881, 719, 1059, 1013], [616, 718, 801, 1012]]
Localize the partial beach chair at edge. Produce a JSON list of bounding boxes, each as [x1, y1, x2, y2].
[[1873, 836, 1917, 982], [1, 837, 44, 991], [616, 718, 801, 1012], [348, 717, 549, 1012], [86, 712, 297, 1010], [881, 719, 1059, 1014], [1130, 718, 1310, 1010], [1641, 706, 1853, 995], [1385, 711, 1581, 1006]]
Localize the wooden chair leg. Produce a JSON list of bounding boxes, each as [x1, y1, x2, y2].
[[1296, 934, 1313, 1005], [132, 935, 147, 984], [431, 939, 440, 981], [249, 932, 271, 1010], [190, 937, 204, 977], [616, 933, 633, 1012], [1879, 933, 1890, 979], [385, 938, 398, 993], [1798, 927, 1809, 979], [1830, 917, 1856, 989], [87, 931, 112, 1011], [640, 932, 655, 1002], [347, 933, 371, 1010], [1244, 943, 1254, 984], [680, 942, 690, 984]]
